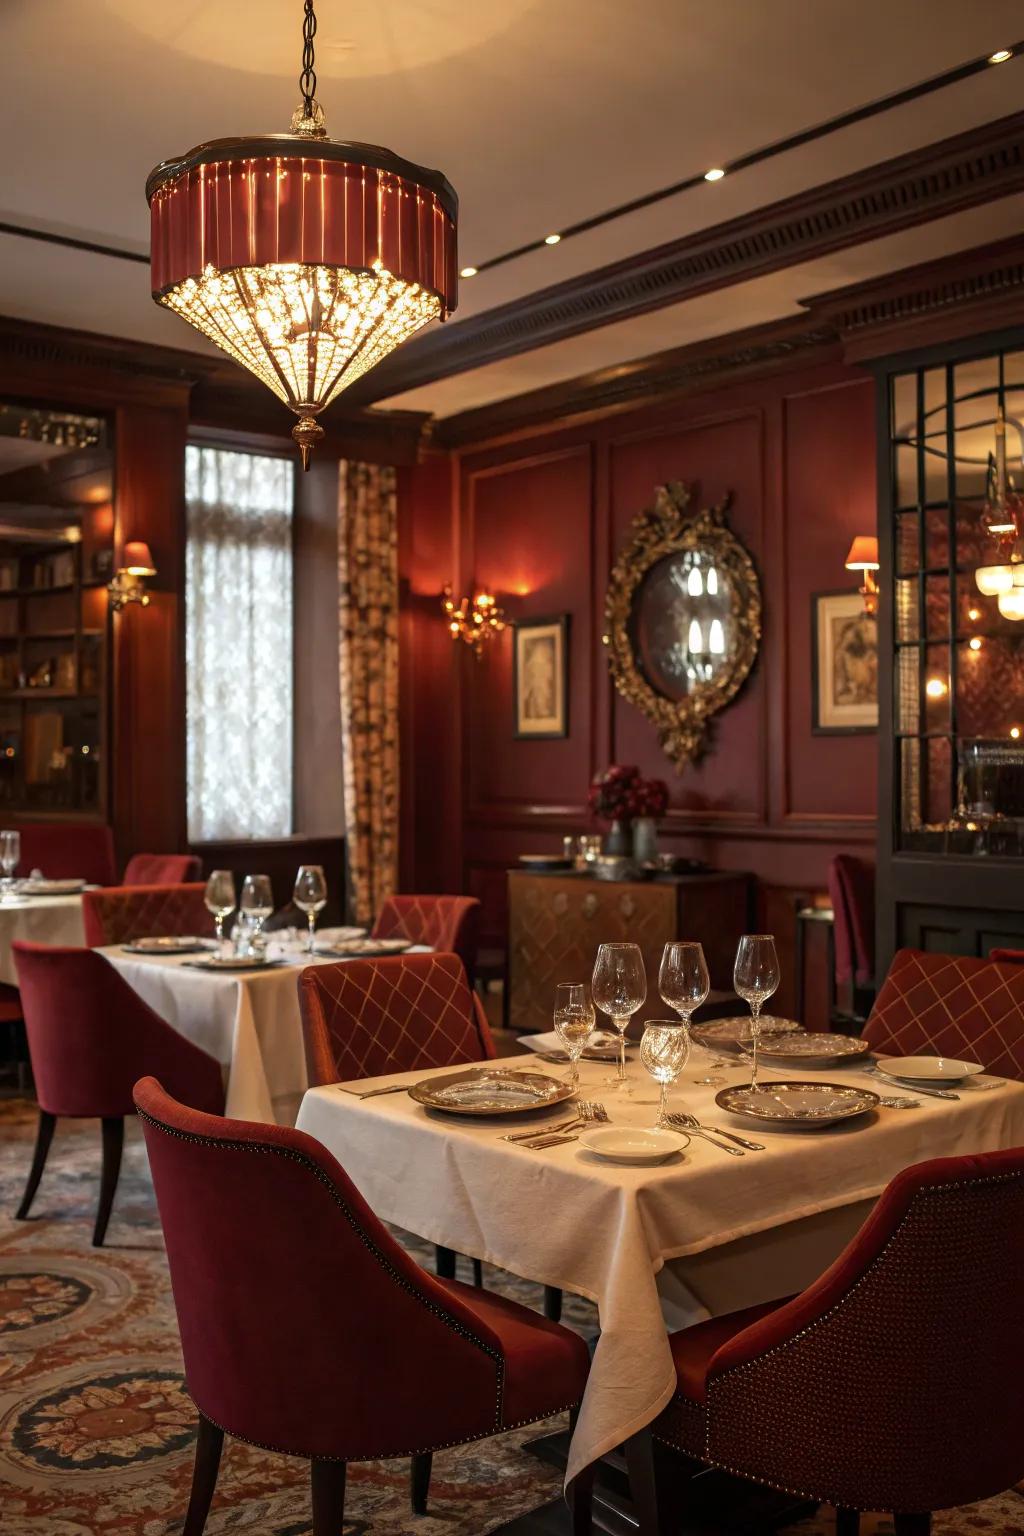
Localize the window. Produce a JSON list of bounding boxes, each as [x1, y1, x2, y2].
[[185, 444, 295, 841]]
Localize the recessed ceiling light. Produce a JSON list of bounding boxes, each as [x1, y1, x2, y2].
[[704, 167, 726, 182], [460, 265, 478, 278], [544, 233, 562, 245], [989, 48, 1013, 63]]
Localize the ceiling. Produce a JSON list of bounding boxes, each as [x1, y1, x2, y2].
[[2, 0, 1024, 422]]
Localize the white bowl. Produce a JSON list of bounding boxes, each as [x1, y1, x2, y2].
[[578, 1127, 688, 1165], [877, 1055, 986, 1083]]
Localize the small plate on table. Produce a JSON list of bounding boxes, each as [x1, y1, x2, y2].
[[182, 954, 285, 971], [715, 1080, 880, 1129], [691, 1016, 803, 1055], [20, 878, 86, 896], [876, 1055, 986, 1084], [754, 1032, 871, 1068], [409, 1067, 573, 1116], [122, 936, 214, 956], [578, 1127, 689, 1165], [315, 937, 412, 957]]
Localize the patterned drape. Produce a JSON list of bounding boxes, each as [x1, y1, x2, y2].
[[338, 461, 399, 925]]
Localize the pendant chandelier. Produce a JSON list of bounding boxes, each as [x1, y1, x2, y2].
[[975, 405, 1024, 609], [146, 0, 458, 467]]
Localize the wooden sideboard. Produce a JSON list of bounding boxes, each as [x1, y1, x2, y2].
[[507, 868, 754, 1033]]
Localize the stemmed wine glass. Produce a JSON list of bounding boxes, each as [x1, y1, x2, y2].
[[640, 1020, 691, 1127], [293, 865, 328, 954], [591, 942, 646, 1092], [204, 870, 236, 949], [0, 829, 20, 904], [239, 874, 274, 952], [659, 940, 721, 1085], [733, 934, 780, 1091], [553, 983, 596, 1096]]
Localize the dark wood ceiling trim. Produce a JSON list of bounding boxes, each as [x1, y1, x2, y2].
[[345, 110, 1024, 408]]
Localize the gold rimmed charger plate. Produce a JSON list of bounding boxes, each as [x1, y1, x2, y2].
[[755, 1032, 871, 1068], [409, 1067, 574, 1117], [691, 1015, 802, 1055], [715, 1079, 880, 1129]]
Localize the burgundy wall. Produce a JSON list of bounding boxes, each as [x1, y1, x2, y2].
[[399, 360, 878, 1020]]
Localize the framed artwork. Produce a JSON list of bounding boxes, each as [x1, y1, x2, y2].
[[812, 590, 878, 734], [513, 615, 569, 738]]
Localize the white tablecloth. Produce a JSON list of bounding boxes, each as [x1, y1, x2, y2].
[[295, 1054, 1024, 1483], [103, 942, 431, 1125], [0, 895, 85, 984]]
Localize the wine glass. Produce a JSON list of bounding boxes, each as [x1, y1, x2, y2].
[[659, 939, 720, 1085], [553, 982, 596, 1095], [640, 1019, 691, 1127], [204, 869, 236, 948], [293, 864, 328, 954], [733, 934, 780, 1091], [591, 942, 646, 1092], [240, 874, 274, 949], [0, 829, 19, 904]]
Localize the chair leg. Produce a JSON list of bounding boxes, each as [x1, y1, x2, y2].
[[893, 1517, 931, 1535], [835, 1511, 861, 1536], [624, 1428, 660, 1536], [471, 1257, 484, 1287], [310, 1458, 346, 1536], [16, 1109, 55, 1220], [182, 1414, 224, 1536], [93, 1116, 124, 1247], [435, 1244, 457, 1279], [543, 1284, 563, 1322], [410, 1451, 432, 1514]]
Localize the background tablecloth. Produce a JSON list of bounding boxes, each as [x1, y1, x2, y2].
[[0, 896, 84, 984]]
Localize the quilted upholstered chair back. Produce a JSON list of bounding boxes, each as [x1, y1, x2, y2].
[[695, 1147, 1024, 1514], [82, 883, 214, 948], [371, 894, 480, 980], [123, 853, 202, 886], [15, 822, 117, 885], [299, 950, 495, 1087], [135, 1076, 512, 1459], [864, 948, 1024, 1080], [14, 942, 223, 1119]]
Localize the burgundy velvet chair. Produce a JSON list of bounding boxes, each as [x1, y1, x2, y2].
[[82, 882, 213, 948], [123, 853, 202, 886], [371, 894, 480, 984], [629, 1147, 1024, 1536], [134, 1076, 592, 1536], [14, 943, 223, 1245], [15, 822, 117, 886], [826, 854, 876, 1024], [863, 948, 1024, 1080], [989, 947, 1024, 964]]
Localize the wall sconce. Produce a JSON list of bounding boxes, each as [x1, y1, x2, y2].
[[845, 535, 879, 615], [441, 584, 506, 654], [108, 541, 156, 612]]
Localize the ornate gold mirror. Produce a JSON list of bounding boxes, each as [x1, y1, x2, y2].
[[605, 481, 762, 769]]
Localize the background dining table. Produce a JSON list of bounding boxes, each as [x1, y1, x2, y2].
[[0, 893, 85, 983], [102, 939, 431, 1125], [295, 1054, 1024, 1485]]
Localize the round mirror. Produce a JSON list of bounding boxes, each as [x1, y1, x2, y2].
[[633, 547, 737, 700]]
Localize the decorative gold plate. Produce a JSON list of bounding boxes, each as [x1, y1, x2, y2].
[[715, 1080, 880, 1128], [409, 1068, 574, 1116], [691, 1016, 802, 1054], [756, 1032, 871, 1067], [315, 937, 412, 957]]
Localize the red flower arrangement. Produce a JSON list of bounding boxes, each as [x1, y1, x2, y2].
[[588, 764, 669, 823]]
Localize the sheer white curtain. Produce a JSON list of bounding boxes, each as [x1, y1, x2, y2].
[[185, 445, 294, 842]]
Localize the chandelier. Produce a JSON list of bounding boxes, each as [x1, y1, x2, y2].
[[146, 0, 458, 467], [442, 585, 506, 654], [975, 405, 1024, 613]]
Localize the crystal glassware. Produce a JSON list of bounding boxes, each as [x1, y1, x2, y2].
[[733, 934, 781, 1091], [204, 869, 236, 947], [640, 1019, 691, 1127], [239, 874, 274, 949], [0, 829, 19, 904], [552, 982, 596, 1095], [293, 864, 328, 954], [658, 938, 721, 1083], [591, 942, 646, 1091]]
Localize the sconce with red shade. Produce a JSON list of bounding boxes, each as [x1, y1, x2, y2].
[[109, 541, 157, 612], [845, 535, 879, 615]]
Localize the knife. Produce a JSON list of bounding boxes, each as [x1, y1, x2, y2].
[[868, 1068, 959, 1101], [334, 1083, 407, 1099]]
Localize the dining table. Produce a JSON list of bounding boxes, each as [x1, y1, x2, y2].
[[295, 1052, 1024, 1486], [0, 892, 85, 984], [101, 937, 432, 1126]]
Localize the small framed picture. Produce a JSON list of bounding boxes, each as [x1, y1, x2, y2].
[[812, 590, 878, 734], [513, 615, 569, 739]]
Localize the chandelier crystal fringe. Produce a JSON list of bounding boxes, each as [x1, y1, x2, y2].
[[146, 1, 458, 468]]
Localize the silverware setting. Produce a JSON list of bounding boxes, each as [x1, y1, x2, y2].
[[663, 1112, 749, 1154], [502, 1100, 609, 1149], [878, 1095, 921, 1109], [667, 1111, 766, 1151], [867, 1068, 959, 1101], [336, 1082, 408, 1099]]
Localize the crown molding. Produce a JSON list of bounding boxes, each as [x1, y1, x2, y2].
[[345, 110, 1024, 407]]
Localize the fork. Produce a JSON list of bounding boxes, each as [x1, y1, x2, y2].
[[664, 1112, 748, 1155]]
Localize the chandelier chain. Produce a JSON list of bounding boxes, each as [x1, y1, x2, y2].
[[300, 0, 318, 115]]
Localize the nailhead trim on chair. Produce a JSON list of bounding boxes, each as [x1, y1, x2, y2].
[[138, 1107, 582, 1458]]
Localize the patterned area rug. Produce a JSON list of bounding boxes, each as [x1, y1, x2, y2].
[[0, 1098, 1021, 1536]]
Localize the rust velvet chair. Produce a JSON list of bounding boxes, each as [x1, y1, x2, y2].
[[134, 1076, 593, 1536], [629, 1147, 1024, 1536], [14, 943, 223, 1245], [82, 882, 214, 948], [371, 894, 480, 984], [15, 822, 117, 885], [863, 948, 1024, 1080], [123, 853, 202, 885]]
